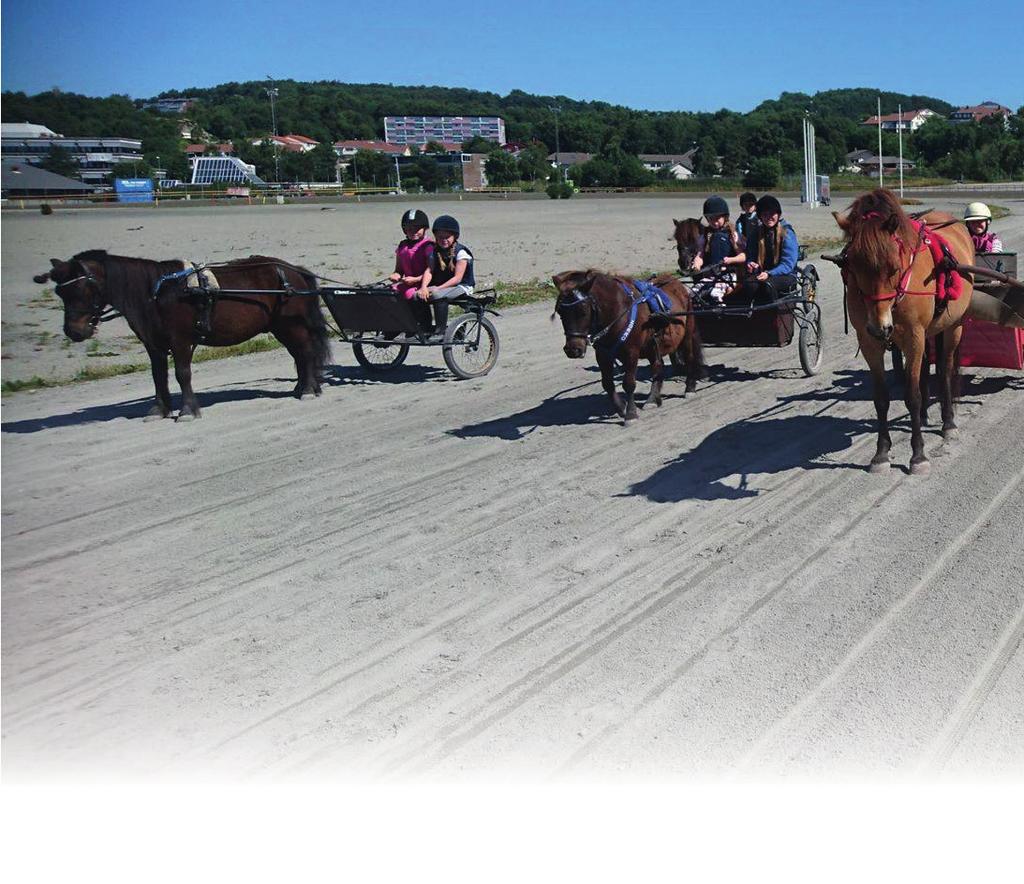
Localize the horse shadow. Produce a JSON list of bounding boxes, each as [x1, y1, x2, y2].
[[623, 412, 873, 503], [450, 383, 620, 440], [0, 385, 299, 434]]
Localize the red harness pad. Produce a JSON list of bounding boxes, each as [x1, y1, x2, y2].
[[912, 220, 963, 301]]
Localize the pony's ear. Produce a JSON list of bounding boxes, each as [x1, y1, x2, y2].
[[33, 270, 51, 283], [672, 218, 679, 226], [552, 270, 589, 290], [833, 211, 850, 231]]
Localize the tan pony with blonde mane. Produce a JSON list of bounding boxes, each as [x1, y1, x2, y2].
[[835, 188, 974, 475]]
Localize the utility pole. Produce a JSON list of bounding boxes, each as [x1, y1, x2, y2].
[[897, 103, 905, 198], [267, 76, 280, 183], [549, 105, 563, 183], [394, 155, 402, 192]]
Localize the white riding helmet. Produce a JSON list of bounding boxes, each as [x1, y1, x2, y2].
[[964, 202, 992, 222]]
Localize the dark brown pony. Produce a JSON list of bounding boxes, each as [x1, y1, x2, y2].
[[835, 189, 974, 474], [672, 217, 704, 272], [672, 217, 745, 295], [552, 270, 703, 422], [34, 251, 331, 421]]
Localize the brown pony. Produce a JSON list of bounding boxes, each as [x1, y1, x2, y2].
[[835, 189, 974, 474], [552, 270, 703, 422], [34, 251, 331, 421], [672, 217, 704, 272]]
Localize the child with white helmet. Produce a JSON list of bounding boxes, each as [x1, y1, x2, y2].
[[964, 202, 1004, 253]]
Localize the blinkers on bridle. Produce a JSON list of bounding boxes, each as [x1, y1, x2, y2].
[[555, 287, 597, 341], [55, 264, 111, 326]]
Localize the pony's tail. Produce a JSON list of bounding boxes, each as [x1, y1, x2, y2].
[[298, 267, 332, 379]]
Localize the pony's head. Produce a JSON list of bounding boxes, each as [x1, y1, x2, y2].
[[834, 189, 916, 341], [672, 218, 703, 272], [552, 269, 603, 358], [33, 251, 109, 342]]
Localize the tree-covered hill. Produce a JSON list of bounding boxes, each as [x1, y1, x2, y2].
[[3, 81, 1021, 183]]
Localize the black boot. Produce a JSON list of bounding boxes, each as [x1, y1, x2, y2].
[[432, 301, 449, 340]]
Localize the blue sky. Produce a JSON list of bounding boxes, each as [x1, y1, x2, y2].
[[3, 0, 1022, 113]]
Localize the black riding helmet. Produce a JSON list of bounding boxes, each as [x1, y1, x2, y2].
[[401, 209, 429, 230], [432, 214, 460, 237], [756, 195, 782, 217], [702, 195, 729, 218]]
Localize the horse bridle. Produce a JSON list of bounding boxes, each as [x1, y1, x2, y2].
[[555, 287, 631, 345], [54, 265, 118, 326]]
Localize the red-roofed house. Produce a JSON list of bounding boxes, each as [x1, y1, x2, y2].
[[417, 141, 464, 154], [333, 140, 411, 158], [251, 134, 320, 152], [949, 101, 1012, 124], [861, 109, 937, 131]]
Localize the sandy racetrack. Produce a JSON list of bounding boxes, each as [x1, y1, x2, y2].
[[3, 196, 1023, 783]]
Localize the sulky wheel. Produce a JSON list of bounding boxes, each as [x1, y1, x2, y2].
[[800, 264, 819, 302], [442, 313, 499, 379], [799, 301, 824, 376], [353, 338, 410, 372]]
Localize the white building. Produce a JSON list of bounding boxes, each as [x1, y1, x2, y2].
[[1, 122, 144, 184], [861, 109, 937, 132], [385, 115, 506, 146]]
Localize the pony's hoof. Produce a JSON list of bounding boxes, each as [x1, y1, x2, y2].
[[300, 392, 317, 401], [176, 414, 194, 423], [143, 412, 167, 423], [942, 426, 959, 441], [910, 459, 931, 476], [868, 460, 890, 474]]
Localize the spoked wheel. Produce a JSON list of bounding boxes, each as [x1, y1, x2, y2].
[[353, 337, 410, 372], [798, 301, 824, 376], [442, 313, 499, 379], [800, 264, 819, 302]]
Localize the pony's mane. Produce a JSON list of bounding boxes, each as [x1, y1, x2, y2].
[[841, 188, 916, 277]]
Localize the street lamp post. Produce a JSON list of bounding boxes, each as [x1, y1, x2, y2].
[[266, 76, 281, 183], [394, 155, 403, 192], [549, 104, 563, 183]]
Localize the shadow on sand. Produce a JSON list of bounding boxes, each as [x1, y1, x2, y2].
[[623, 412, 874, 502]]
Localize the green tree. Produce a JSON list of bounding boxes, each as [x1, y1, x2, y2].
[[461, 136, 500, 152], [40, 143, 79, 178], [516, 145, 552, 182], [744, 157, 781, 188], [695, 137, 718, 177], [350, 149, 393, 186], [484, 148, 518, 185]]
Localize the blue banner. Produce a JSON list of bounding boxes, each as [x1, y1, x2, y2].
[[114, 178, 154, 203]]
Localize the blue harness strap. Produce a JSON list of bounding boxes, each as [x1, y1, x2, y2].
[[632, 279, 673, 314], [600, 280, 673, 360], [153, 265, 198, 297]]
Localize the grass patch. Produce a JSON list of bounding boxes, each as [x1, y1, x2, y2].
[[989, 204, 1011, 220], [493, 279, 555, 307], [192, 335, 283, 363], [1, 334, 285, 395], [899, 197, 924, 205], [802, 236, 846, 253]]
